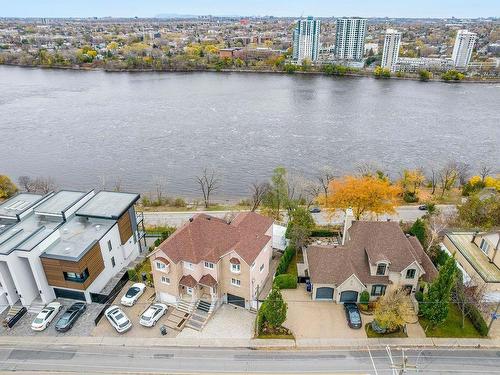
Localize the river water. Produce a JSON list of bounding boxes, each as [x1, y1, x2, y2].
[[1, 66, 499, 200]]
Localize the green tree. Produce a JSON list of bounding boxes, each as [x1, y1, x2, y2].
[[262, 287, 287, 328], [409, 218, 426, 246], [262, 167, 289, 220], [442, 70, 465, 81], [286, 206, 315, 249], [0, 175, 18, 199], [420, 255, 457, 328], [419, 70, 432, 81], [457, 194, 500, 230]]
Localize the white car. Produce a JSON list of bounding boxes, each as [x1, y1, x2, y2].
[[105, 305, 132, 333], [120, 283, 146, 306], [139, 303, 168, 327], [31, 302, 62, 331]]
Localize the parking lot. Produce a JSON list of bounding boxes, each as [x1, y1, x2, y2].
[[0, 299, 102, 337], [91, 281, 178, 338]]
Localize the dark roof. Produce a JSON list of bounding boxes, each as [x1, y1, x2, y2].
[[153, 212, 273, 265], [407, 236, 438, 283], [307, 221, 435, 286]]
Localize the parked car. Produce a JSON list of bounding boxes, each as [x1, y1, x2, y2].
[[343, 303, 362, 329], [139, 303, 168, 327], [55, 302, 86, 332], [31, 302, 62, 331], [120, 283, 146, 306], [105, 305, 132, 333], [309, 207, 321, 213], [418, 205, 428, 211]]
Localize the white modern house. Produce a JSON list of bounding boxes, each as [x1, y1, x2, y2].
[[381, 29, 401, 72], [292, 17, 321, 63], [0, 190, 144, 312], [334, 18, 367, 61], [452, 29, 477, 69]]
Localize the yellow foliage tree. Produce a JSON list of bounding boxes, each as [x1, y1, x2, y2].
[[373, 288, 413, 332], [0, 175, 18, 199], [469, 175, 500, 191], [399, 169, 425, 194], [320, 176, 400, 219]]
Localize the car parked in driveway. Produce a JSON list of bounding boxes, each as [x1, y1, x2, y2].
[[139, 303, 168, 327], [343, 303, 362, 329], [120, 283, 146, 306], [31, 302, 62, 331], [55, 302, 86, 332], [105, 305, 132, 333]]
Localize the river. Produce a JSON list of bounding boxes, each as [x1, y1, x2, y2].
[[1, 66, 499, 200]]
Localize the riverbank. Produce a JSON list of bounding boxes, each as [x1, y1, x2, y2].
[[1, 62, 499, 83]]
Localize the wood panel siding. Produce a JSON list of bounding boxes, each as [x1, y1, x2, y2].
[[41, 242, 105, 290], [117, 212, 133, 245]]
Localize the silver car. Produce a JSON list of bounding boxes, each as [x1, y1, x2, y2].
[[139, 303, 168, 327], [105, 305, 132, 333]]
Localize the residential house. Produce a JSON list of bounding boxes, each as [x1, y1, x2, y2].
[[442, 231, 500, 302], [0, 190, 144, 311], [150, 212, 281, 311], [304, 210, 437, 303]]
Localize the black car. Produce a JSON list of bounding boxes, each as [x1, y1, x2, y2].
[[418, 205, 428, 210], [55, 302, 86, 332], [309, 207, 321, 213], [343, 303, 362, 329]]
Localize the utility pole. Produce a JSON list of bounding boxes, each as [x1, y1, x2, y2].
[[388, 347, 417, 374]]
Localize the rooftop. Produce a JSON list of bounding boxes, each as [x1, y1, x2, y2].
[[446, 232, 500, 283], [76, 191, 140, 219], [34, 191, 86, 216], [0, 193, 44, 219], [41, 217, 114, 261]]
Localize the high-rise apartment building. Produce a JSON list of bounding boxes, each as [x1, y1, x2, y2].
[[334, 18, 367, 60], [292, 17, 321, 63], [452, 30, 477, 68], [381, 29, 401, 71]]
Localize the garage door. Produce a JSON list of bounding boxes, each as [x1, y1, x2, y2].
[[316, 287, 334, 300], [227, 293, 245, 308], [340, 290, 358, 303], [54, 288, 86, 301]]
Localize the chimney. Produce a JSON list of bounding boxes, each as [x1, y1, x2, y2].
[[342, 208, 354, 245], [471, 231, 478, 243]]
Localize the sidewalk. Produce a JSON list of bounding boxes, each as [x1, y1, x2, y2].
[[0, 336, 499, 350]]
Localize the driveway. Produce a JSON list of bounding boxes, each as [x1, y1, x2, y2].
[[282, 288, 370, 339], [91, 281, 178, 338], [177, 304, 255, 339]]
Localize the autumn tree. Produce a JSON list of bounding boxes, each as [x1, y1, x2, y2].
[[399, 169, 425, 202], [320, 176, 400, 220], [196, 168, 220, 209], [457, 194, 500, 230], [0, 175, 18, 199], [373, 289, 414, 332], [262, 167, 289, 220], [438, 162, 459, 198]]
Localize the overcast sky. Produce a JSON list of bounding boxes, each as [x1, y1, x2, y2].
[[2, 0, 499, 18]]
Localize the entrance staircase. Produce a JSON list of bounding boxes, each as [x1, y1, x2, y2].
[[185, 299, 216, 331], [2, 303, 27, 328], [27, 299, 46, 314]]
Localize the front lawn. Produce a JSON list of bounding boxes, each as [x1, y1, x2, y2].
[[365, 324, 407, 338], [419, 303, 482, 338]]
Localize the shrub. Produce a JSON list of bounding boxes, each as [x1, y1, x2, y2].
[[283, 63, 298, 74], [466, 304, 488, 336], [442, 69, 465, 81], [419, 69, 431, 81], [275, 246, 295, 276], [403, 191, 419, 203], [310, 229, 335, 237], [415, 291, 424, 303], [274, 274, 297, 289], [360, 290, 370, 305], [373, 66, 391, 78], [127, 268, 138, 282], [173, 198, 187, 207]]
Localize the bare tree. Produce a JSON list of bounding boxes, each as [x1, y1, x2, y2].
[[452, 276, 487, 329], [152, 176, 167, 205], [19, 176, 57, 194], [303, 179, 322, 208], [438, 162, 459, 198], [18, 176, 34, 192], [428, 168, 438, 195], [456, 162, 471, 186], [113, 178, 122, 192], [356, 162, 377, 177], [317, 167, 336, 203], [196, 168, 220, 209], [426, 211, 452, 254], [249, 181, 270, 212], [479, 164, 492, 182]]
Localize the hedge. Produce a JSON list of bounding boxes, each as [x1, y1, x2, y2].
[[275, 245, 295, 276], [256, 301, 267, 335], [466, 304, 488, 336], [274, 273, 297, 289], [310, 229, 335, 237]]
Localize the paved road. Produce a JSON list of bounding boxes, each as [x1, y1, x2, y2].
[[0, 344, 499, 374], [143, 205, 457, 227]]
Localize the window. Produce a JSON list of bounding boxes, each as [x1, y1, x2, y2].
[[204, 261, 214, 269], [231, 264, 241, 273], [155, 261, 166, 271], [231, 278, 241, 287], [184, 262, 194, 270], [259, 264, 265, 273], [480, 239, 490, 254], [63, 268, 89, 283], [186, 287, 193, 295], [111, 257, 115, 268], [107, 240, 112, 252], [371, 285, 387, 296], [161, 276, 170, 285], [376, 263, 387, 276], [406, 269, 416, 279]]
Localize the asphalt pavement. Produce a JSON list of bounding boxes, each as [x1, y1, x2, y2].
[[0, 344, 498, 374]]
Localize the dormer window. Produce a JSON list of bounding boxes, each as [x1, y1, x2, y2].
[[480, 239, 490, 255], [155, 257, 170, 273], [376, 263, 387, 276], [230, 257, 241, 273], [406, 269, 416, 279]]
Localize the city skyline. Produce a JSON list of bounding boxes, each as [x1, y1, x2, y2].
[[2, 0, 499, 19]]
